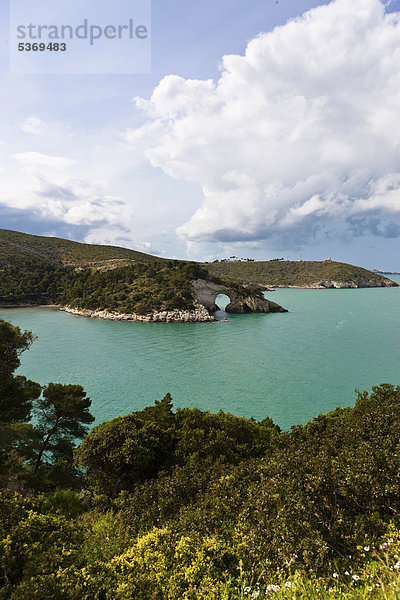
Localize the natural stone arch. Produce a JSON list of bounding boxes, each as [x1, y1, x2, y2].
[[190, 279, 287, 314], [215, 293, 231, 311], [189, 279, 233, 312]]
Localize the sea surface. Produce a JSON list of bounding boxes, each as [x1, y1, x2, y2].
[[1, 275, 399, 430]]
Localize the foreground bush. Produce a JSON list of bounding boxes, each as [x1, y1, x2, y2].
[[2, 383, 400, 599]]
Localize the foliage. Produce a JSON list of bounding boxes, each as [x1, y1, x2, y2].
[[0, 320, 40, 423], [0, 319, 94, 492], [31, 383, 95, 475], [0, 261, 76, 305], [4, 505, 400, 599], [59, 261, 209, 313], [0, 492, 85, 599], [0, 229, 211, 314], [76, 384, 400, 578], [205, 259, 395, 287], [76, 396, 279, 498], [0, 250, 212, 314]]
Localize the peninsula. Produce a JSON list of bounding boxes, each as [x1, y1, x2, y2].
[[0, 229, 396, 321], [0, 229, 286, 321]]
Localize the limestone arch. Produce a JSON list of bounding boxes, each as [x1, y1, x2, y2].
[[215, 293, 231, 311], [190, 279, 237, 312]]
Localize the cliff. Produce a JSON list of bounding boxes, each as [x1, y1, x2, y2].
[[190, 279, 287, 314]]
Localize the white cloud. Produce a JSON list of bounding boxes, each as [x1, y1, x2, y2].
[[13, 151, 75, 170], [83, 228, 153, 253], [0, 151, 134, 235], [18, 116, 45, 135], [130, 0, 400, 247]]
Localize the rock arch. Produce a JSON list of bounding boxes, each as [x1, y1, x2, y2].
[[215, 293, 231, 311], [189, 279, 232, 312], [190, 279, 287, 314]]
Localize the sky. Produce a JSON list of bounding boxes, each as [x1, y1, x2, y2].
[[0, 0, 400, 270]]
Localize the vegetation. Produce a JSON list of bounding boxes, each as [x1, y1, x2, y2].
[[0, 229, 215, 313], [0, 228, 160, 267], [2, 317, 400, 598], [0, 230, 396, 315], [0, 319, 94, 492], [0, 261, 75, 305], [59, 261, 210, 313], [0, 250, 211, 315], [205, 259, 396, 287]]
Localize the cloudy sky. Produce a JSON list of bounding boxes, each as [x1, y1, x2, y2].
[[1, 0, 400, 269]]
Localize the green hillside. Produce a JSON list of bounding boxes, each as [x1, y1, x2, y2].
[[0, 230, 237, 314], [205, 258, 397, 287], [0, 229, 162, 268], [0, 257, 209, 313]]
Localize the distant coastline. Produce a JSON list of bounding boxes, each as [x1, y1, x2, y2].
[[372, 270, 400, 276]]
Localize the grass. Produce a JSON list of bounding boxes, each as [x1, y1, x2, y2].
[[217, 557, 400, 599], [0, 228, 163, 267], [204, 260, 394, 287], [214, 533, 400, 599]]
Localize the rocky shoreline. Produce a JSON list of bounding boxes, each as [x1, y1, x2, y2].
[[59, 303, 216, 323], [273, 278, 398, 289]]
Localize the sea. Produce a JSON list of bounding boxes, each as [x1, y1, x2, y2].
[[1, 275, 399, 431]]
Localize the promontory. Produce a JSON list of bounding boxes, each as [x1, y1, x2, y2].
[[0, 229, 396, 322]]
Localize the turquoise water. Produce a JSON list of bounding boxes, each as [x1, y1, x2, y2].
[[1, 276, 399, 430]]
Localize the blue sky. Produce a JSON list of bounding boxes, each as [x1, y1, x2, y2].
[[0, 0, 400, 270]]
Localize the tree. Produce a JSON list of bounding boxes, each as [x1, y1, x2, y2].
[[0, 319, 34, 376], [76, 394, 280, 498], [0, 319, 40, 423], [75, 397, 176, 496], [0, 319, 94, 490], [32, 383, 95, 474]]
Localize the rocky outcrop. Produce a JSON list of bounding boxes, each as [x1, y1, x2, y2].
[[226, 295, 287, 313], [60, 303, 215, 323], [316, 278, 397, 289], [190, 279, 287, 314], [276, 278, 398, 289], [59, 279, 287, 323]]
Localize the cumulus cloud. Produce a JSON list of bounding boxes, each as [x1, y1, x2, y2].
[[0, 151, 137, 247], [130, 0, 400, 248], [18, 116, 45, 135]]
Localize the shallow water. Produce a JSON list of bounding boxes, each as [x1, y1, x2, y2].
[[1, 275, 399, 430]]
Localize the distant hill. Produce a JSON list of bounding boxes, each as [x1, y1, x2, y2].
[[0, 230, 204, 314], [204, 259, 397, 288], [0, 229, 162, 269]]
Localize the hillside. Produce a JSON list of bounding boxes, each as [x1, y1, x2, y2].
[[0, 256, 212, 315], [0, 229, 162, 268], [0, 229, 396, 288], [204, 259, 397, 288], [0, 230, 185, 311], [0, 229, 284, 318]]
